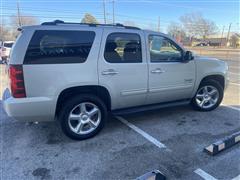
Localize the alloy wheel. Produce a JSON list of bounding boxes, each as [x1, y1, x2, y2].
[[68, 102, 101, 135], [195, 85, 219, 109]]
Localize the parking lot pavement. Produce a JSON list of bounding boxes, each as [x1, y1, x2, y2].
[[120, 105, 240, 179], [0, 104, 171, 180], [1, 101, 239, 179]]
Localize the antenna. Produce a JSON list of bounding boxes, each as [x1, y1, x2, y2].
[[17, 0, 22, 26]]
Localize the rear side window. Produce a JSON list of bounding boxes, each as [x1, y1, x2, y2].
[[24, 30, 95, 64], [104, 33, 142, 63]]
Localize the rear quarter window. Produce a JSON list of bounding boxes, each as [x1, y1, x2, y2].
[[24, 30, 95, 64]]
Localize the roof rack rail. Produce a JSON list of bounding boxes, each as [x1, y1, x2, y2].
[[41, 20, 141, 30]]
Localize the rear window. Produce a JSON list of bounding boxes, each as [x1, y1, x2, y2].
[[24, 30, 95, 64]]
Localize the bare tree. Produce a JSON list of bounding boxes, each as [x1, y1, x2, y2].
[[11, 15, 39, 27], [180, 13, 218, 39], [167, 22, 186, 39], [10, 15, 39, 39], [81, 13, 98, 24], [0, 25, 14, 41]]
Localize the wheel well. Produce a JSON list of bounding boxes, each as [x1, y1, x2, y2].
[[201, 75, 225, 89], [55, 85, 111, 117]]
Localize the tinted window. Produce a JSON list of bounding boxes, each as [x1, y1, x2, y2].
[[104, 33, 142, 63], [149, 35, 183, 62], [24, 30, 95, 64]]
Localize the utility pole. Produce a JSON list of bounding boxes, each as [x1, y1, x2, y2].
[[112, 0, 115, 24], [220, 26, 225, 47], [17, 0, 22, 26], [226, 23, 232, 47], [157, 16, 160, 32], [103, 0, 106, 24]]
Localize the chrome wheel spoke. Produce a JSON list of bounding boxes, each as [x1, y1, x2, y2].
[[88, 107, 99, 118], [203, 86, 208, 94], [209, 89, 217, 96], [196, 94, 204, 99], [88, 119, 97, 128], [80, 103, 87, 113], [75, 121, 84, 133], [69, 114, 80, 121], [199, 99, 206, 107], [209, 98, 216, 105]]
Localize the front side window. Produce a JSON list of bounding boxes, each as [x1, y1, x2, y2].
[[24, 30, 95, 64], [104, 33, 142, 63], [149, 35, 183, 62]]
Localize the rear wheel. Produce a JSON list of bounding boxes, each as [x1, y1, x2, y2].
[[59, 94, 107, 140], [191, 80, 223, 111]]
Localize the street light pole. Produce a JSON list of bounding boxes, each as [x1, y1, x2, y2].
[[103, 0, 106, 24], [112, 0, 115, 24]]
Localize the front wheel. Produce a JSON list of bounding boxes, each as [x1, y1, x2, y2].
[[191, 80, 223, 111], [59, 94, 107, 140]]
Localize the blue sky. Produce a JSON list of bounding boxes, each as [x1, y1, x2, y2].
[[1, 0, 240, 33]]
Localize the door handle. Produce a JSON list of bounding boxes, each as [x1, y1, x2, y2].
[[102, 69, 119, 75], [151, 68, 165, 74]]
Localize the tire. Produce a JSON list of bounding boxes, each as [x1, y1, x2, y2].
[[59, 94, 107, 140], [191, 80, 223, 111]]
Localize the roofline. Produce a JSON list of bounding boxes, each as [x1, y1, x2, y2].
[[41, 20, 141, 30]]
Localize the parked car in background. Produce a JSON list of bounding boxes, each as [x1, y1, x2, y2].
[[3, 20, 228, 140], [194, 42, 210, 47], [1, 41, 14, 63]]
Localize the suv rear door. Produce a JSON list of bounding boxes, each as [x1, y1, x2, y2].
[[98, 28, 148, 110], [146, 33, 196, 104]]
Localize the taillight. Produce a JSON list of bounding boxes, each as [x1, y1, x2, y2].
[[9, 65, 26, 98]]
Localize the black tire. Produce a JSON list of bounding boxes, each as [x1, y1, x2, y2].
[[191, 80, 223, 111], [59, 94, 107, 140]]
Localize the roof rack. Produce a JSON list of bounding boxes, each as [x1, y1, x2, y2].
[[41, 20, 141, 30]]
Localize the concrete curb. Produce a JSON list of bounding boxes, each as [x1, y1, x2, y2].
[[136, 170, 166, 180], [204, 131, 240, 156]]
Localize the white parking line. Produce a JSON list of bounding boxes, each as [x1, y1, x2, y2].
[[232, 174, 240, 180], [229, 66, 240, 70], [221, 104, 240, 112], [230, 82, 240, 86], [229, 72, 240, 76], [194, 169, 217, 180], [116, 116, 168, 150]]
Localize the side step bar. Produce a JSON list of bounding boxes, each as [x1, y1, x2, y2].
[[112, 99, 191, 116]]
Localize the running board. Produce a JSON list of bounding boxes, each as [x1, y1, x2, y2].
[[112, 99, 191, 116]]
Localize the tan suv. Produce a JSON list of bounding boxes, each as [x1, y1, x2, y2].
[[3, 20, 228, 140]]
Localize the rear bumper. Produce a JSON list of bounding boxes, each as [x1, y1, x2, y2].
[[3, 88, 56, 122]]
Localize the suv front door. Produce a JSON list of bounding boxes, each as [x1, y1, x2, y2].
[[98, 29, 148, 110], [146, 33, 196, 104]]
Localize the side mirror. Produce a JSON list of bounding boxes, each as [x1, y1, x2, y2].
[[183, 51, 194, 62]]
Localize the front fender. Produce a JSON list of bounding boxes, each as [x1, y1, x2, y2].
[[192, 56, 228, 97]]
